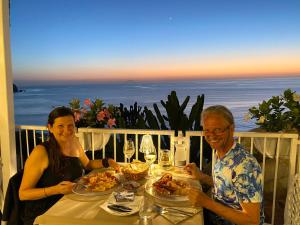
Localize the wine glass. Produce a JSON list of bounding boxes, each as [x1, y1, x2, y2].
[[144, 148, 157, 177], [123, 139, 135, 163]]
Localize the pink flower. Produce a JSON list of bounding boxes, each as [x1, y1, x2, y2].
[[107, 118, 116, 128], [74, 111, 81, 122], [103, 108, 111, 118], [97, 111, 106, 121], [84, 98, 93, 108]]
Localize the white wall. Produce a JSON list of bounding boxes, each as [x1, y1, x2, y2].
[[0, 0, 17, 200]]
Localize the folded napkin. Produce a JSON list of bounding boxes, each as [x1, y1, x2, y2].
[[100, 192, 143, 216], [158, 205, 202, 224]]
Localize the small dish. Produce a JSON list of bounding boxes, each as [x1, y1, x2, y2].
[[121, 181, 141, 192], [100, 192, 143, 216]]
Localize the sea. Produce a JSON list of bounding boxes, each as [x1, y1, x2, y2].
[[14, 76, 300, 131]]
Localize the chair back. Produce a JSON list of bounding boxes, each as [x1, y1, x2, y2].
[[1, 170, 24, 225], [284, 173, 300, 225]]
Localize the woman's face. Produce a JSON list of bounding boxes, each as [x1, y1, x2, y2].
[[48, 115, 75, 143]]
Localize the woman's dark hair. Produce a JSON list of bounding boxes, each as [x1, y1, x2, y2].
[[46, 106, 75, 174]]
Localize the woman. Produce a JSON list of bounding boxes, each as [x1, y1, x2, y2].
[[19, 106, 119, 225]]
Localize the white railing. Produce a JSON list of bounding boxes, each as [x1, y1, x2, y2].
[[15, 125, 300, 225]]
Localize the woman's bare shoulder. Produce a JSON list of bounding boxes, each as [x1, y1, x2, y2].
[[28, 144, 49, 162], [23, 144, 49, 171]]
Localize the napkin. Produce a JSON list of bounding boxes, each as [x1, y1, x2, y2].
[[100, 192, 143, 216], [159, 206, 202, 224]]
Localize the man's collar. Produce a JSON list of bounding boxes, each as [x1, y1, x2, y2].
[[215, 141, 236, 160]]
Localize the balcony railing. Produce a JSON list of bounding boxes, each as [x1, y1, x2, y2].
[[15, 125, 300, 225]]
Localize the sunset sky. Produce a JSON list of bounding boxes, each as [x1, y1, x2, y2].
[[10, 0, 300, 82]]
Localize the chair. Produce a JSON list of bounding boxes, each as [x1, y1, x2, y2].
[[1, 170, 24, 225], [284, 173, 300, 225]]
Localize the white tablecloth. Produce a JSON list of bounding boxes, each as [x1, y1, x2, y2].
[[35, 194, 204, 225], [35, 166, 204, 225]]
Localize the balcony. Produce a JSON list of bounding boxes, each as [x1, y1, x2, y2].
[[1, 1, 300, 224], [14, 125, 300, 225]]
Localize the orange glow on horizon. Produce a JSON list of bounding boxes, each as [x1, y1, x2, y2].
[[14, 52, 300, 82]]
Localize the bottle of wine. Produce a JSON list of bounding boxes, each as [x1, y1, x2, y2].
[[175, 143, 186, 167]]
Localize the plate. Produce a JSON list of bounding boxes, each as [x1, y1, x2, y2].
[[121, 181, 141, 192], [145, 176, 199, 202], [100, 193, 143, 216], [72, 172, 120, 196], [145, 179, 187, 202]]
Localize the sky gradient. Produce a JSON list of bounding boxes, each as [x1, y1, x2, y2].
[[10, 0, 300, 82]]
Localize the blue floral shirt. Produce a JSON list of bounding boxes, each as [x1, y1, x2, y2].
[[213, 143, 264, 225]]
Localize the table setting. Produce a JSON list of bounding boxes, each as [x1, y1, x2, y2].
[[35, 136, 203, 225]]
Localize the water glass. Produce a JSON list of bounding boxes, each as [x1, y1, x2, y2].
[[159, 149, 172, 170], [139, 197, 155, 225]]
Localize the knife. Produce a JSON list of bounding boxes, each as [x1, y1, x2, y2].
[[107, 204, 132, 212]]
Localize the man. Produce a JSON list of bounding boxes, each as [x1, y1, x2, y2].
[[185, 105, 264, 225]]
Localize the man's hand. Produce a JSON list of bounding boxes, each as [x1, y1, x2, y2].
[[184, 163, 204, 180], [188, 188, 211, 207], [184, 163, 213, 186]]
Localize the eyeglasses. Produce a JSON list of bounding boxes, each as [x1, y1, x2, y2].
[[203, 125, 230, 135]]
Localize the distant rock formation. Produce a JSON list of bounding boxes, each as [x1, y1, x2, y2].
[[13, 83, 19, 92], [13, 83, 24, 93]]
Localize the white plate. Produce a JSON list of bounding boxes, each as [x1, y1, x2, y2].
[[72, 172, 121, 196], [100, 193, 143, 216], [145, 177, 199, 202]]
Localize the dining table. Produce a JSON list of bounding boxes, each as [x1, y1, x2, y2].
[[34, 165, 204, 225]]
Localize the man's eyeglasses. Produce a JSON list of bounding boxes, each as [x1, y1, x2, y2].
[[203, 125, 230, 135]]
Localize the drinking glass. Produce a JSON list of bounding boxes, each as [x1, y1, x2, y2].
[[159, 149, 172, 170], [139, 197, 155, 225], [123, 139, 135, 163], [144, 149, 157, 177]]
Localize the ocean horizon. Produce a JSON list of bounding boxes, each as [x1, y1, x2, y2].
[[14, 76, 300, 131]]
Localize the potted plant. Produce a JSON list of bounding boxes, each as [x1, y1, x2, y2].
[[246, 88, 300, 158], [69, 98, 119, 150]]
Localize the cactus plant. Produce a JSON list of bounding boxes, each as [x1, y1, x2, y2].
[[86, 91, 209, 166], [118, 102, 146, 129], [150, 91, 205, 134]]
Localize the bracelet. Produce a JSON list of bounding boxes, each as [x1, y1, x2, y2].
[[102, 157, 110, 168], [44, 187, 48, 197]]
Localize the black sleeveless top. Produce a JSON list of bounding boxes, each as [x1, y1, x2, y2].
[[22, 141, 84, 225]]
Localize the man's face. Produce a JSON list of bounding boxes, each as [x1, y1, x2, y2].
[[202, 113, 234, 151]]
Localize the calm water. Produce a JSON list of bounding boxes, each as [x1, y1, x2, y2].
[[14, 76, 300, 131]]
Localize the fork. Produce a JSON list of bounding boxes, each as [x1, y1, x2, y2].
[[153, 205, 194, 217]]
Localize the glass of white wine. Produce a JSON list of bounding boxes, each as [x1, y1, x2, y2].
[[144, 149, 157, 177], [123, 139, 135, 163]]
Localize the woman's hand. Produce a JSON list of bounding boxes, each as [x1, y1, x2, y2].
[[108, 158, 121, 172], [55, 181, 74, 194]]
